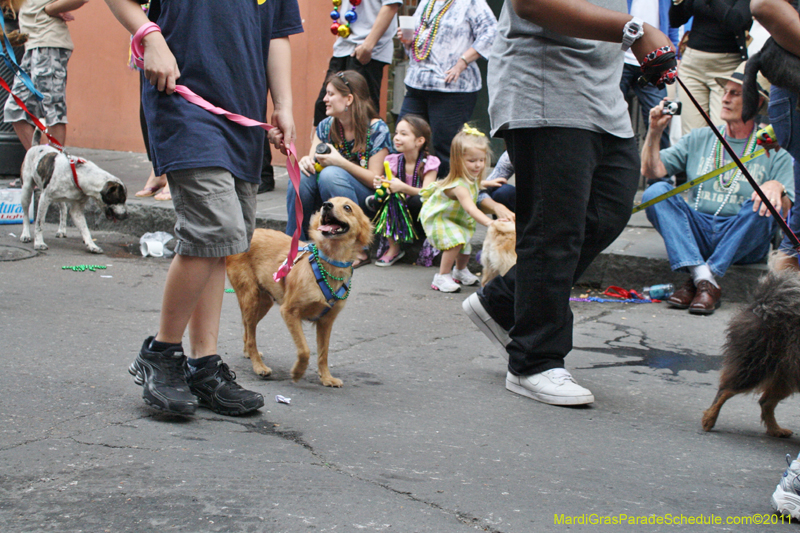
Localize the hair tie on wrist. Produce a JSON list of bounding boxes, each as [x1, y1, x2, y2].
[[130, 22, 162, 70]]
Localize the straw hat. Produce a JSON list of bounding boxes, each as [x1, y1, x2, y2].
[[715, 61, 770, 114]]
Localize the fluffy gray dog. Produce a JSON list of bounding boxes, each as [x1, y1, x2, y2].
[[702, 269, 800, 437]]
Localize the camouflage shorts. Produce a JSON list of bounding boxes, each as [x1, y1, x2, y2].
[[3, 47, 71, 127]]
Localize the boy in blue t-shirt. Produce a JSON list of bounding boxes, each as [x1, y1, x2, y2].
[[104, 0, 302, 416]]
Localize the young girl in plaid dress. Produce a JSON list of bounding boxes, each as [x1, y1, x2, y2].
[[419, 124, 510, 293]]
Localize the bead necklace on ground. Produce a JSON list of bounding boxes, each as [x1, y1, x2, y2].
[[329, 0, 361, 38], [335, 121, 372, 168], [310, 244, 351, 301], [413, 0, 455, 62], [398, 153, 425, 188], [694, 125, 758, 216]]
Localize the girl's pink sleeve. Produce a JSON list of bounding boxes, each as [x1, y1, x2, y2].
[[424, 155, 441, 176]]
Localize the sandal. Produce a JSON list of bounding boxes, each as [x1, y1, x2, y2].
[[135, 171, 167, 198], [375, 250, 405, 267], [154, 184, 172, 201], [135, 185, 163, 197], [352, 255, 372, 268]]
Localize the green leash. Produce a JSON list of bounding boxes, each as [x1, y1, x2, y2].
[[632, 148, 766, 214]]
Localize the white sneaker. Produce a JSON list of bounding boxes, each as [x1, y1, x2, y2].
[[432, 273, 461, 293], [506, 368, 594, 405], [452, 267, 480, 286], [462, 292, 509, 358], [772, 453, 800, 520]]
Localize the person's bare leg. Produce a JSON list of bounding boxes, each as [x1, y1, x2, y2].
[[12, 121, 35, 150], [48, 123, 66, 146], [155, 255, 225, 354], [439, 245, 462, 275], [455, 252, 470, 270], [186, 256, 226, 358]]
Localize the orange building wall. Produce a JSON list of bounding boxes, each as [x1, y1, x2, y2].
[[65, 0, 388, 166]]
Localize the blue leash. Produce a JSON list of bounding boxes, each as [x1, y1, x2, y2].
[[0, 16, 43, 101]]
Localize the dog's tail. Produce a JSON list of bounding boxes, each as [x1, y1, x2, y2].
[[31, 128, 42, 148], [742, 51, 763, 123]]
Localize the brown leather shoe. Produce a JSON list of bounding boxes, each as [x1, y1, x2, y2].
[[667, 278, 696, 309], [689, 280, 722, 315]]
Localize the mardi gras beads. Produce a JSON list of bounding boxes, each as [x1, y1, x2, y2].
[[330, 0, 361, 38]]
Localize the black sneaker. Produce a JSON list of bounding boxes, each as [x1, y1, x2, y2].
[[129, 337, 198, 415], [186, 356, 264, 416]]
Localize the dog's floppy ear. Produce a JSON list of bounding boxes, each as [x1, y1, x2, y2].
[[101, 181, 127, 205], [352, 204, 374, 250], [36, 152, 58, 189]]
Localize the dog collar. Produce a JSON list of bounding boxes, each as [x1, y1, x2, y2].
[[299, 244, 353, 269], [67, 156, 86, 192]]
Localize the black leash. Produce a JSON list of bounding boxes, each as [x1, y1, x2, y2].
[[676, 75, 800, 251]]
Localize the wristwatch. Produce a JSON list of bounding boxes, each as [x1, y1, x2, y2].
[[621, 16, 644, 51]]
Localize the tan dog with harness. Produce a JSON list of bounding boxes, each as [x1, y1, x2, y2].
[[226, 197, 373, 386]]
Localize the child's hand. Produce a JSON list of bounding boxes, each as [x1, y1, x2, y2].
[[142, 32, 181, 94], [372, 175, 384, 190], [483, 177, 507, 188], [387, 180, 408, 194], [494, 204, 515, 222]]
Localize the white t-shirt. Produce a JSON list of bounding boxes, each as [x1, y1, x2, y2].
[[332, 0, 402, 64], [623, 0, 659, 66]]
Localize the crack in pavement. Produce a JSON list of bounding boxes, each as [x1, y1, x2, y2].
[[208, 416, 508, 532]]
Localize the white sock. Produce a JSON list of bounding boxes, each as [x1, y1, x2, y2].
[[689, 264, 719, 288]]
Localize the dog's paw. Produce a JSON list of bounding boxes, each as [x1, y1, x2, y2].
[[55, 231, 67, 238], [19, 234, 31, 243], [701, 411, 718, 432], [87, 245, 104, 254], [320, 376, 343, 388], [252, 362, 272, 378], [767, 426, 793, 438], [291, 360, 309, 382], [34, 242, 48, 251]]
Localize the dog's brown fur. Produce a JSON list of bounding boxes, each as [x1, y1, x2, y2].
[[1, 0, 28, 47], [226, 197, 373, 387], [702, 270, 800, 437], [480, 220, 516, 286]]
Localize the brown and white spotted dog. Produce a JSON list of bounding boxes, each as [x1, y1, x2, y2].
[[19, 132, 127, 253]]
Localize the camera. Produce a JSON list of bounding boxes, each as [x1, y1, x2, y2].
[[315, 143, 332, 156], [662, 101, 682, 115]]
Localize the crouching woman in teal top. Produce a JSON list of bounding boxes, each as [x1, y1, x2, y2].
[[289, 70, 391, 263]]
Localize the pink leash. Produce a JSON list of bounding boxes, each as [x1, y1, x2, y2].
[[131, 22, 304, 281]]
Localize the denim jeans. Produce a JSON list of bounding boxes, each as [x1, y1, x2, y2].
[[483, 183, 516, 212], [285, 165, 373, 240], [619, 63, 670, 150], [399, 86, 479, 178], [770, 85, 800, 256], [643, 181, 775, 277], [480, 128, 639, 376]]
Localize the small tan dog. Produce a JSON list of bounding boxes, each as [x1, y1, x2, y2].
[[480, 220, 516, 286], [1, 0, 29, 46], [226, 197, 373, 387]]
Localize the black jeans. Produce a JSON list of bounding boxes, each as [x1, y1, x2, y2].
[[480, 128, 639, 376], [313, 56, 388, 126], [399, 86, 479, 178]]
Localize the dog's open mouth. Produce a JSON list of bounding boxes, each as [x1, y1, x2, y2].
[[317, 210, 349, 237]]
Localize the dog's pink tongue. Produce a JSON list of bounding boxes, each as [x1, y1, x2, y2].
[[318, 224, 340, 232]]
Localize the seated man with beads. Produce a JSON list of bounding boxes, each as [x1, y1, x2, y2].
[[640, 61, 794, 315]]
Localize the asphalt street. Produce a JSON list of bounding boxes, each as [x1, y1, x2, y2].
[[1, 226, 798, 532]]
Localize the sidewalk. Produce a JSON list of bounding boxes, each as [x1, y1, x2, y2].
[[2, 147, 768, 301]]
